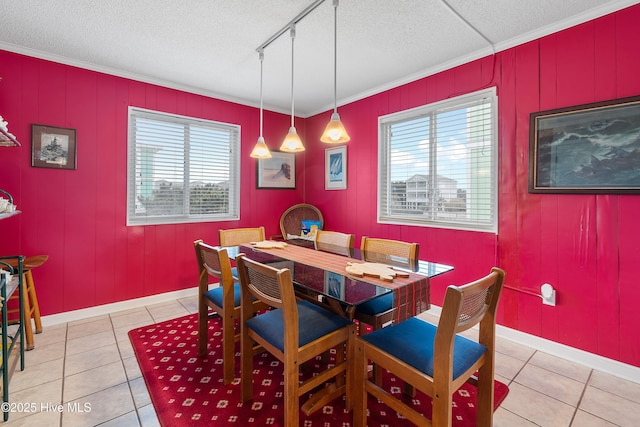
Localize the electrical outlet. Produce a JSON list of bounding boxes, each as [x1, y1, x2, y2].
[[541, 283, 556, 306]]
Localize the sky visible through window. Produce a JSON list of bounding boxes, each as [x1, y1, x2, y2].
[[389, 108, 475, 189]]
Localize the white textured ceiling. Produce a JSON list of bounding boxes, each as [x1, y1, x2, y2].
[[1, 0, 637, 117]]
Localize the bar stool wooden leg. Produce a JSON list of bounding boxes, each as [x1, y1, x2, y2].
[[6, 255, 47, 350], [25, 270, 42, 333], [21, 278, 35, 351]]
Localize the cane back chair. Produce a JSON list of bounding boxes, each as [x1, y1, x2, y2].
[[218, 226, 265, 246], [353, 237, 419, 330], [353, 267, 506, 427], [236, 253, 355, 427], [314, 230, 355, 256], [194, 240, 266, 384]]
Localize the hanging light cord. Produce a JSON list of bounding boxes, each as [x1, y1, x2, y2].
[[441, 0, 494, 47], [332, 0, 338, 114], [290, 24, 296, 128], [259, 49, 264, 136]]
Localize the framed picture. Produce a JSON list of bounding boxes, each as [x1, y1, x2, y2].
[[324, 271, 345, 300], [31, 124, 77, 170], [325, 145, 347, 190], [529, 95, 640, 193], [257, 151, 296, 189]]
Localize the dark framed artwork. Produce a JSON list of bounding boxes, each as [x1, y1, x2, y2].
[[31, 124, 77, 170], [257, 151, 296, 189], [529, 95, 640, 193]]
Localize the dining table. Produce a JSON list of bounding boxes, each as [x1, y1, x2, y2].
[[223, 241, 454, 322]]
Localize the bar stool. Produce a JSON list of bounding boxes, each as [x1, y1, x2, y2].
[[6, 255, 47, 350]]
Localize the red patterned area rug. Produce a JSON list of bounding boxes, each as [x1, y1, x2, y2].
[[129, 314, 508, 426]]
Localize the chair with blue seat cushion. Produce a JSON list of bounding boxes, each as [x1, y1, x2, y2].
[[194, 240, 267, 385], [236, 253, 356, 427], [353, 236, 419, 385], [354, 237, 419, 331], [353, 267, 506, 427]]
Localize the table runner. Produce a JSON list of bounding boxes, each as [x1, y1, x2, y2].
[[241, 244, 429, 323]]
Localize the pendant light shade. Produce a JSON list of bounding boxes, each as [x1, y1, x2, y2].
[[321, 0, 350, 144], [281, 126, 304, 152], [250, 136, 271, 158], [280, 24, 305, 153], [250, 50, 272, 159], [321, 111, 350, 143]]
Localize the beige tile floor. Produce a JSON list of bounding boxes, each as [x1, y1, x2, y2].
[[3, 297, 640, 426]]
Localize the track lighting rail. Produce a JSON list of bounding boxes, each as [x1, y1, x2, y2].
[[256, 0, 326, 52]]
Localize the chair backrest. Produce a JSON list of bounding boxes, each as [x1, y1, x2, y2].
[[194, 239, 235, 290], [436, 267, 505, 357], [218, 226, 265, 246], [236, 254, 298, 331], [279, 204, 323, 239], [314, 230, 355, 256], [360, 236, 419, 265]]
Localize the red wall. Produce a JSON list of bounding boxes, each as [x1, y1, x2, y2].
[[304, 4, 640, 367], [0, 52, 306, 315], [2, 4, 640, 368]]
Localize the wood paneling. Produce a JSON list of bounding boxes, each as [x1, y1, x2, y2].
[[303, 5, 640, 367], [0, 53, 300, 314]]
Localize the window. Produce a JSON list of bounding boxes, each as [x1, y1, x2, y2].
[[127, 107, 240, 226], [378, 88, 497, 232]]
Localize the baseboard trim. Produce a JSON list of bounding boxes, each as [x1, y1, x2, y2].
[[427, 305, 640, 384], [40, 287, 198, 326]]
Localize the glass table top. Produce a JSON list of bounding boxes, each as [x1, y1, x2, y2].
[[221, 243, 454, 308]]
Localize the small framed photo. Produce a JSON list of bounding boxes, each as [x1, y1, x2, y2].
[[324, 271, 345, 300], [257, 151, 296, 189], [325, 145, 347, 190], [31, 124, 77, 170]]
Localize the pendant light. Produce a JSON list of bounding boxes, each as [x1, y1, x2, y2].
[[321, 0, 350, 144], [280, 24, 305, 153], [250, 50, 272, 158]]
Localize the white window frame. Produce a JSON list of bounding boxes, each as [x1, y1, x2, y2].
[[377, 87, 498, 233], [127, 107, 240, 226]]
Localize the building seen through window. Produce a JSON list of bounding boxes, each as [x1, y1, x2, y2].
[[378, 88, 497, 232]]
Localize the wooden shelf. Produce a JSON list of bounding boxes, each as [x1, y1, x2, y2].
[[0, 189, 19, 219], [0, 211, 21, 220], [0, 128, 21, 147]]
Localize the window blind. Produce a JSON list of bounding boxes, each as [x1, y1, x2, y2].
[[378, 88, 497, 232], [127, 107, 240, 225]]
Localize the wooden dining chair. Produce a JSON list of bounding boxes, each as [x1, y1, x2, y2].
[[314, 230, 355, 256], [236, 253, 355, 427], [194, 240, 266, 384], [218, 226, 265, 246], [353, 267, 506, 427], [353, 237, 419, 331], [359, 236, 419, 265], [354, 237, 419, 385]]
